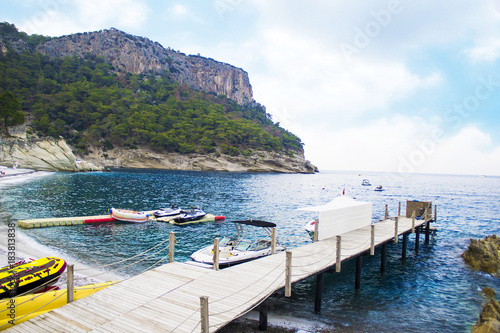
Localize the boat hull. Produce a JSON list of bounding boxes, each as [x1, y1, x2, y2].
[[0, 281, 116, 329], [191, 244, 286, 268]]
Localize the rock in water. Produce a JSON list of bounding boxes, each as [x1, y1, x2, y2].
[[462, 235, 500, 275], [472, 298, 500, 333]]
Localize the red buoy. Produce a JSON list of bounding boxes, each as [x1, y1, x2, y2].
[[214, 216, 225, 221]]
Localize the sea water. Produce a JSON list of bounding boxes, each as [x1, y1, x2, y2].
[[1, 169, 499, 332]]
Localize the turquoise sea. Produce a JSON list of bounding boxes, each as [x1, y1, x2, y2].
[[1, 169, 499, 332]]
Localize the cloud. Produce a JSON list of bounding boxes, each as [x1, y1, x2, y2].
[[19, 0, 149, 36], [465, 38, 500, 63], [300, 117, 500, 176]]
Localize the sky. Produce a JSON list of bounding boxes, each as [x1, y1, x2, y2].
[[3, 0, 500, 176]]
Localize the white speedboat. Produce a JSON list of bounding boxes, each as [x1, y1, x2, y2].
[[361, 179, 371, 186], [109, 208, 149, 223], [190, 220, 286, 268]]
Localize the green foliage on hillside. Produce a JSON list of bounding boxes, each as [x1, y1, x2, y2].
[[0, 23, 303, 156]]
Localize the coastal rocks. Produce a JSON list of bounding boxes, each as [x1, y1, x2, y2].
[[34, 28, 253, 104], [462, 235, 500, 276], [85, 147, 318, 174], [0, 137, 103, 172], [472, 298, 500, 333]]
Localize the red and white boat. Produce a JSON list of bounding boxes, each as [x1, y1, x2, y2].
[[109, 208, 149, 223]]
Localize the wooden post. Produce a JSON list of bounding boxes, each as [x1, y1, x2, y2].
[[213, 238, 220, 271], [394, 217, 399, 243], [285, 251, 292, 297], [415, 226, 420, 254], [258, 299, 268, 330], [411, 211, 416, 233], [200, 296, 209, 333], [402, 232, 408, 260], [355, 256, 362, 290], [380, 243, 387, 274], [169, 232, 176, 263], [434, 205, 437, 222], [314, 272, 324, 314], [67, 264, 74, 303], [398, 202, 401, 216], [271, 227, 276, 255], [384, 204, 389, 219], [370, 224, 375, 255], [336, 235, 342, 273], [425, 221, 431, 244], [313, 219, 319, 242]]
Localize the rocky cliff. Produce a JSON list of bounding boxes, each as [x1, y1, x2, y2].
[[84, 146, 317, 174], [0, 137, 102, 172], [33, 28, 253, 104]]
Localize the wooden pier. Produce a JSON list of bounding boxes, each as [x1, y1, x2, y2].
[[6, 213, 435, 333]]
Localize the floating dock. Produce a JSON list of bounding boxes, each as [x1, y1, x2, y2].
[[17, 213, 219, 229]]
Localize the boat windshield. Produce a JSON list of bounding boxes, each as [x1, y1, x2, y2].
[[234, 240, 252, 251], [219, 237, 233, 246]]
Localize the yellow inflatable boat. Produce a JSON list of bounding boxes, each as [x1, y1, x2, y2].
[[0, 257, 66, 299]]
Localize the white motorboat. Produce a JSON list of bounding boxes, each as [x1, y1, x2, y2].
[[190, 220, 286, 268]]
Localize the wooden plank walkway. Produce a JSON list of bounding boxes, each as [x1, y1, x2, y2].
[[6, 216, 430, 333]]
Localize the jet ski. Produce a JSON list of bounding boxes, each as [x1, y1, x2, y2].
[[153, 205, 181, 218], [173, 208, 207, 223]]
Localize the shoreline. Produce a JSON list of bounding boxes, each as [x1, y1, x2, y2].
[[0, 167, 122, 286]]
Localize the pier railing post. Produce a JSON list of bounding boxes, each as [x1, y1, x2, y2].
[[398, 202, 401, 216], [434, 205, 437, 222], [394, 217, 399, 243], [213, 238, 220, 271], [67, 264, 74, 303], [271, 227, 276, 255], [313, 219, 319, 242], [285, 251, 292, 297], [411, 211, 416, 233], [384, 204, 389, 220], [169, 232, 176, 263], [336, 235, 342, 273], [370, 225, 375, 255], [200, 296, 209, 333]]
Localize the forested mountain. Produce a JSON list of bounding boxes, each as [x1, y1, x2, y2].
[[0, 23, 304, 159]]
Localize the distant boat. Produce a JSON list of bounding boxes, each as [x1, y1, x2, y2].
[[362, 179, 371, 186], [374, 185, 385, 191], [109, 208, 149, 223]]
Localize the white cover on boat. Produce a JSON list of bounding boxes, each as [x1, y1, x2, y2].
[[299, 196, 372, 240]]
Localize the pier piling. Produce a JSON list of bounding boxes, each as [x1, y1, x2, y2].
[[258, 299, 268, 330], [314, 272, 324, 313], [380, 243, 387, 274], [355, 256, 362, 290]]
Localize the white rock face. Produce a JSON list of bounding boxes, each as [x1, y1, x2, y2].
[[84, 147, 317, 174], [0, 137, 103, 171]]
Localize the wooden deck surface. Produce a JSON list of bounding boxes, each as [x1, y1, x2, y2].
[[6, 216, 428, 333]]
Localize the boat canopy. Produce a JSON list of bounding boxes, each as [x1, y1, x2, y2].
[[232, 220, 277, 228]]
